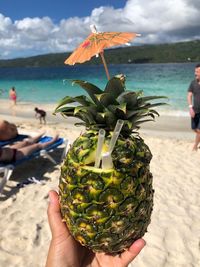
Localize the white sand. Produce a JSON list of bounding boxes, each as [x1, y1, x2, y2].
[[0, 100, 200, 267]]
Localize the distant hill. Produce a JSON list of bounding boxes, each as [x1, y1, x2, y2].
[[0, 40, 199, 67]]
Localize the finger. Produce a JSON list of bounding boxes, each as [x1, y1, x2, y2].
[[47, 190, 69, 237], [120, 238, 146, 266]]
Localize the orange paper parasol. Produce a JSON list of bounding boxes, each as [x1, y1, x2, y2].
[[65, 25, 140, 80]]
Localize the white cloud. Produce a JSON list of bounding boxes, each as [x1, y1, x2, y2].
[[15, 17, 54, 40], [0, 0, 199, 59]]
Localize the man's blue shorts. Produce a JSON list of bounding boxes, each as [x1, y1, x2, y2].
[[191, 112, 200, 130]]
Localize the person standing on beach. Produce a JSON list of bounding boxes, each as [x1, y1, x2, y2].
[[34, 107, 47, 124], [9, 86, 17, 116], [187, 63, 200, 151]]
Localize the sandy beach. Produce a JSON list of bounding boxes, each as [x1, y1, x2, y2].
[[0, 100, 200, 267]]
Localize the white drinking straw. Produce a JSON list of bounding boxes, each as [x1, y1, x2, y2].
[[102, 119, 124, 169], [94, 129, 105, 168], [101, 151, 113, 169], [108, 119, 124, 153]]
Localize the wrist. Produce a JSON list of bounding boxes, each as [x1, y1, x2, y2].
[[188, 105, 193, 108]]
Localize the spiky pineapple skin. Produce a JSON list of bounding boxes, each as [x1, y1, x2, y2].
[[59, 130, 153, 254]]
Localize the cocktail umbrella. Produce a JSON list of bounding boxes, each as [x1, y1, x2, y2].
[[65, 25, 140, 80]]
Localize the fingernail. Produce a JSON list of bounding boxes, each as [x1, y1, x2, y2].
[[48, 190, 59, 204], [48, 191, 53, 204]]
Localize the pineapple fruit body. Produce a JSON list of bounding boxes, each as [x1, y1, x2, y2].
[[59, 130, 154, 254], [56, 75, 166, 254]]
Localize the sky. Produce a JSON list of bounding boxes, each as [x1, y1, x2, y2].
[[0, 0, 199, 59]]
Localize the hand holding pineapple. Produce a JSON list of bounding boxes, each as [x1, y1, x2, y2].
[[45, 190, 146, 267]]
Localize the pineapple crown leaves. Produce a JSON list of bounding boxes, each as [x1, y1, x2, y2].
[[54, 74, 167, 135]]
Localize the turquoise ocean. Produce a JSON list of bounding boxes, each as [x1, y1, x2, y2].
[[0, 63, 197, 116]]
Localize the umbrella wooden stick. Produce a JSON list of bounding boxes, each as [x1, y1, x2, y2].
[[100, 52, 110, 80]]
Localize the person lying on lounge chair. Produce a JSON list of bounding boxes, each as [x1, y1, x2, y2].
[[0, 133, 58, 163], [0, 120, 18, 141]]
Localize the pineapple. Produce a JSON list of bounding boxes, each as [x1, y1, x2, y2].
[[55, 74, 165, 254]]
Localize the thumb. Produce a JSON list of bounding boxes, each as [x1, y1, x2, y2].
[[120, 238, 146, 266], [47, 190, 69, 238]]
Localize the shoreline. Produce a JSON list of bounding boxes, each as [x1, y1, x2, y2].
[[0, 99, 193, 140]]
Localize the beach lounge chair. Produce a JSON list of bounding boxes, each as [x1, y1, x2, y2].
[[0, 135, 69, 194]]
